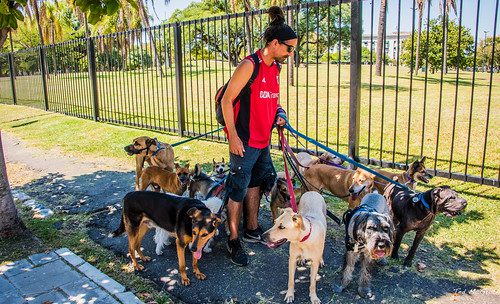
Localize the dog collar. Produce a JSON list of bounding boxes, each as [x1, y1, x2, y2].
[[415, 193, 430, 210], [299, 218, 312, 243], [404, 172, 415, 184], [151, 138, 165, 156]]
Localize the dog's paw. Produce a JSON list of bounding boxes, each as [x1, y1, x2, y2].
[[134, 264, 144, 271], [181, 277, 190, 286], [333, 285, 344, 293], [358, 287, 375, 300], [284, 290, 295, 303], [194, 272, 206, 280], [310, 294, 321, 304], [141, 255, 151, 262], [155, 249, 163, 255], [203, 246, 212, 253]]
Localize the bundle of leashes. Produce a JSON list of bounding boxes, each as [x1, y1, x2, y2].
[[276, 114, 416, 226]]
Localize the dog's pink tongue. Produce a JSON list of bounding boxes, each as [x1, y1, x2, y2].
[[193, 250, 202, 260], [375, 250, 386, 258]]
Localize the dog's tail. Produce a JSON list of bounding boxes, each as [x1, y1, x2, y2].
[[109, 214, 125, 237]]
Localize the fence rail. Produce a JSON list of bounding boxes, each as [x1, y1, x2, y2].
[[0, 0, 498, 187]]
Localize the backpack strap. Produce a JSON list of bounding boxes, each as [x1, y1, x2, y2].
[[247, 52, 260, 87]]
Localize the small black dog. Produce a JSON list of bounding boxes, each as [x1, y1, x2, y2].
[[111, 191, 221, 286], [384, 185, 467, 266]]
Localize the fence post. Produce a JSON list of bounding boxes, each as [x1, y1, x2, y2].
[[39, 47, 49, 111], [87, 37, 100, 121], [173, 22, 186, 137], [7, 53, 17, 105], [348, 0, 362, 167]]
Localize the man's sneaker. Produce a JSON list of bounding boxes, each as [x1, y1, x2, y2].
[[227, 239, 248, 266], [242, 226, 266, 244]]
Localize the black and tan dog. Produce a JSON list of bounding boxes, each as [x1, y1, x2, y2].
[[124, 136, 175, 190], [384, 184, 467, 266], [111, 191, 221, 286], [139, 163, 190, 195], [373, 157, 432, 193]]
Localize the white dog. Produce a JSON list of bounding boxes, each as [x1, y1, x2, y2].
[[153, 196, 223, 255], [263, 191, 327, 304]]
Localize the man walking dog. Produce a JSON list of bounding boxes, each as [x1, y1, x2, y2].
[[221, 6, 297, 266]]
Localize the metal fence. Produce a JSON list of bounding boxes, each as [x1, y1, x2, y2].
[[0, 0, 498, 187]]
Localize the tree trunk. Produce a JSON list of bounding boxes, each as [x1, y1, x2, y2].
[[443, 6, 448, 74], [138, 0, 164, 77], [0, 28, 9, 49], [0, 132, 27, 238], [375, 0, 387, 76], [415, 2, 423, 75], [287, 0, 294, 85], [244, 0, 253, 55]]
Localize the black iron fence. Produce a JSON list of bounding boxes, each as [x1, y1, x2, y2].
[[0, 0, 498, 187]]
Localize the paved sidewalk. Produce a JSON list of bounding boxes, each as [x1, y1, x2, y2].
[[0, 248, 143, 304]]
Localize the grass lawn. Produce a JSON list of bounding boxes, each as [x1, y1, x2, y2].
[[0, 104, 499, 302], [0, 61, 498, 182]]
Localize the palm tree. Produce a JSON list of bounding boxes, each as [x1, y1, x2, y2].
[[414, 0, 428, 75], [0, 132, 27, 238], [41, 1, 63, 75], [440, 0, 456, 74], [138, 0, 168, 77], [375, 0, 387, 76], [26, 0, 45, 46]]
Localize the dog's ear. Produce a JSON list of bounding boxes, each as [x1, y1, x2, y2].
[[222, 157, 225, 163], [145, 138, 155, 147], [185, 163, 190, 170], [211, 214, 222, 227], [175, 163, 180, 169], [194, 163, 202, 176], [213, 158, 216, 166], [420, 156, 426, 163], [277, 207, 292, 217], [187, 207, 202, 220], [292, 214, 305, 231]]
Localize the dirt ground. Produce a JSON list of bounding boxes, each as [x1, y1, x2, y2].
[[4, 131, 499, 304]]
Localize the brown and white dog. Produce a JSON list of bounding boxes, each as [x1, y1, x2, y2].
[[211, 158, 228, 182], [373, 157, 432, 193], [263, 191, 327, 304], [124, 136, 175, 190], [139, 163, 190, 195], [303, 164, 376, 209]]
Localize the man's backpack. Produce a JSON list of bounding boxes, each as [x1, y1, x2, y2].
[[215, 53, 260, 126]]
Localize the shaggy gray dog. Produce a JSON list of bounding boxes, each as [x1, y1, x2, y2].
[[334, 193, 394, 299]]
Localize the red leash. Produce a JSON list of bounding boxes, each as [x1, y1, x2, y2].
[[279, 127, 298, 212]]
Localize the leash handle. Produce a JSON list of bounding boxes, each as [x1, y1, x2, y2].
[[279, 127, 298, 213]]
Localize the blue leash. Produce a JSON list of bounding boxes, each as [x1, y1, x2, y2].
[[279, 115, 415, 194], [171, 126, 224, 147]]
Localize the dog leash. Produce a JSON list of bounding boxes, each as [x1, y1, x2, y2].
[[279, 127, 298, 213], [278, 114, 416, 194], [171, 127, 224, 148], [280, 128, 343, 225]]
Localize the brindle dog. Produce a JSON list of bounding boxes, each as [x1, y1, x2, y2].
[[373, 157, 433, 193], [124, 136, 175, 190], [111, 191, 221, 286], [384, 184, 467, 266]]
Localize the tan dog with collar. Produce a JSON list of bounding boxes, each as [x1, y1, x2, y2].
[[263, 191, 327, 304], [124, 136, 175, 190], [303, 164, 376, 209]]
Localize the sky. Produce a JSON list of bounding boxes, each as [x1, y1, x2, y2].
[[148, 0, 500, 40]]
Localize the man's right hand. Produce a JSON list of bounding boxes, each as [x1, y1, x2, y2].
[[229, 134, 245, 157]]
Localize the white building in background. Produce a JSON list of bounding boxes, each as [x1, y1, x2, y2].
[[362, 32, 411, 60]]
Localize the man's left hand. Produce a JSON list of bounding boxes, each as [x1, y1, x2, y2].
[[276, 116, 286, 126]]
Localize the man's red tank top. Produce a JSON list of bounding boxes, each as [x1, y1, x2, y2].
[[226, 50, 281, 149]]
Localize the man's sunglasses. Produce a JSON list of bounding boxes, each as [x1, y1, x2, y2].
[[279, 41, 296, 53]]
